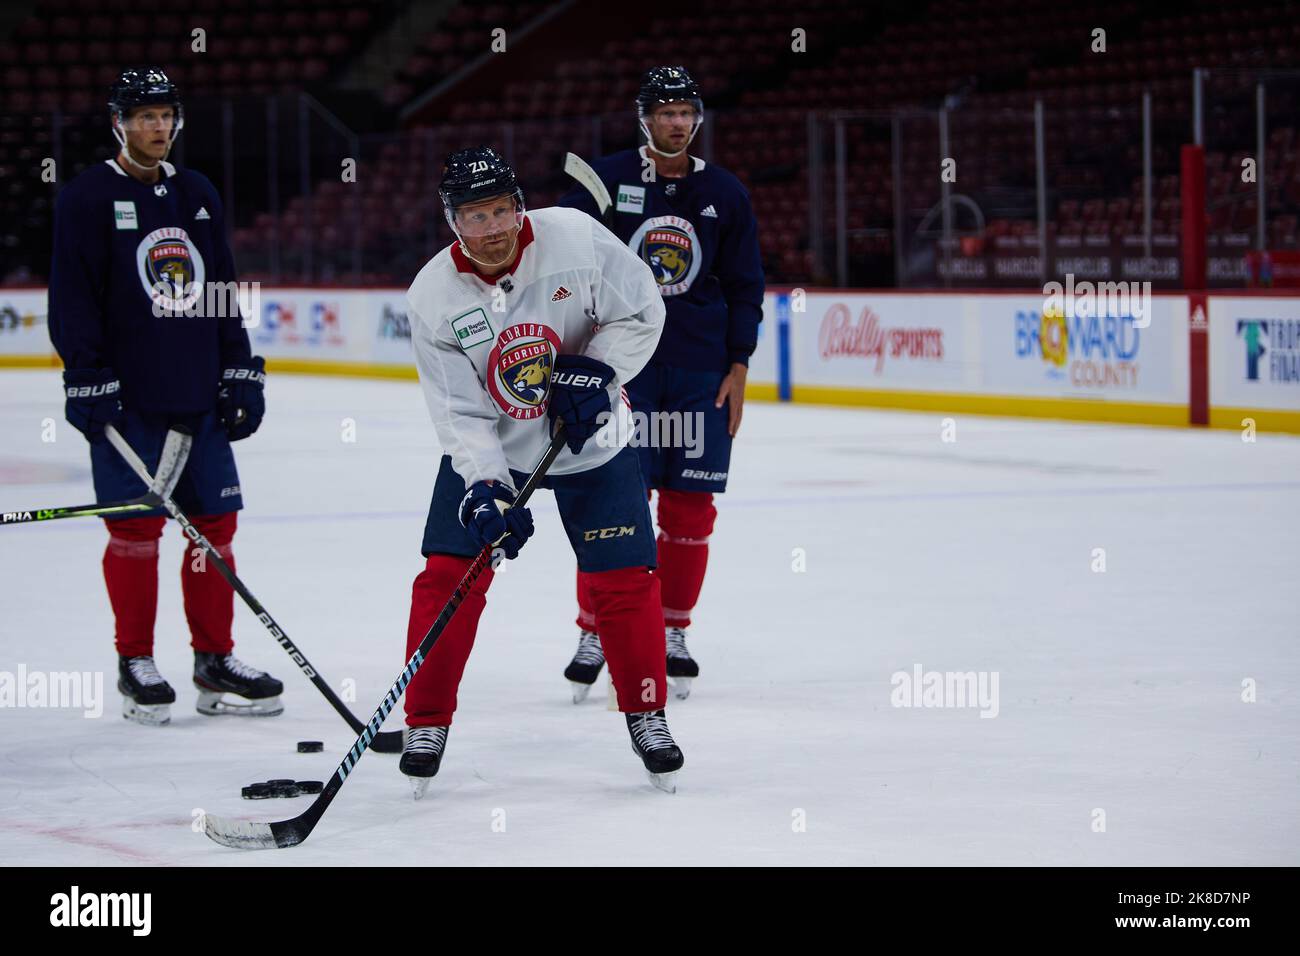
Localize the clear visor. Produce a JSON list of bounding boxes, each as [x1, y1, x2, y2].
[[640, 100, 702, 127], [639, 101, 703, 155], [446, 193, 524, 238], [115, 105, 184, 139]]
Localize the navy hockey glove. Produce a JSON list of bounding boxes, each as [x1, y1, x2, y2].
[[63, 367, 124, 443], [546, 354, 614, 455], [217, 356, 266, 442], [458, 480, 535, 560]]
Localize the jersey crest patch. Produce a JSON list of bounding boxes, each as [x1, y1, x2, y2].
[[486, 323, 563, 420], [628, 215, 701, 297], [136, 226, 205, 312]]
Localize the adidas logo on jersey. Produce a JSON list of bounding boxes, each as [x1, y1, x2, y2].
[[700, 205, 718, 218], [551, 286, 572, 302], [195, 207, 211, 220]]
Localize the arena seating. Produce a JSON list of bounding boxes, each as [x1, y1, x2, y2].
[[2, 0, 1295, 287]]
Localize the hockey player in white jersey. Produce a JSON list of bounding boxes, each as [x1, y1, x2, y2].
[[399, 147, 684, 794]]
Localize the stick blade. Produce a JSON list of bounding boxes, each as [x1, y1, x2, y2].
[[370, 729, 403, 754], [154, 428, 194, 498], [563, 151, 612, 214], [203, 814, 281, 850]]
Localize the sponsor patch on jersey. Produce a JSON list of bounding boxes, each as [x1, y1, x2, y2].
[[700, 204, 718, 218], [135, 227, 205, 312], [114, 201, 137, 230], [450, 308, 493, 350], [486, 323, 563, 420], [551, 285, 571, 302], [616, 184, 645, 214], [195, 206, 211, 220], [628, 215, 701, 297]]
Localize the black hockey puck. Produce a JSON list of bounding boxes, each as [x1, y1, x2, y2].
[[297, 740, 324, 753], [295, 780, 323, 794], [267, 778, 295, 785], [268, 782, 301, 798], [241, 783, 274, 800]]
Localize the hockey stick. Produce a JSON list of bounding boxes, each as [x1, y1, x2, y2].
[[104, 425, 405, 754], [202, 427, 568, 850], [1, 428, 192, 527], [563, 152, 614, 228]]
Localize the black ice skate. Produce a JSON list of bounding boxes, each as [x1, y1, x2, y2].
[[665, 627, 698, 700], [193, 651, 283, 717], [625, 709, 684, 793], [400, 726, 449, 800], [564, 629, 605, 703], [118, 655, 176, 726]]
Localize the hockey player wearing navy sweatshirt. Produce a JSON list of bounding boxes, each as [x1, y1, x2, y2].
[[48, 68, 281, 726], [558, 66, 764, 700]]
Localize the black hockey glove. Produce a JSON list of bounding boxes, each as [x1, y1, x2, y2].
[[459, 480, 535, 560], [217, 357, 266, 442], [63, 367, 124, 443], [546, 354, 615, 455]]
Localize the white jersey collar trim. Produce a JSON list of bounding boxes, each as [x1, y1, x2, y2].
[[639, 144, 704, 173], [104, 158, 177, 178]]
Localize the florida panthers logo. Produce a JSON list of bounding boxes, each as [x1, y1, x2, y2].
[[486, 323, 563, 420], [136, 226, 205, 312], [628, 215, 701, 296]]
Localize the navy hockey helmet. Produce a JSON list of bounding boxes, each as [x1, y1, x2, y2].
[[635, 66, 703, 157], [438, 146, 526, 238], [636, 66, 703, 117], [108, 67, 184, 153]]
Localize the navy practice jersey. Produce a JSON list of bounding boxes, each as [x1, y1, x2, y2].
[[557, 146, 764, 373], [48, 158, 252, 416]]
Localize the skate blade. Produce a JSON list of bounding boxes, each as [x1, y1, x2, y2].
[[122, 697, 171, 726], [570, 681, 593, 704], [195, 691, 284, 717], [409, 776, 432, 801], [668, 676, 693, 700], [647, 769, 678, 794]]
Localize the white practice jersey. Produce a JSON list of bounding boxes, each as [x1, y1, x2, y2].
[[406, 205, 666, 488]]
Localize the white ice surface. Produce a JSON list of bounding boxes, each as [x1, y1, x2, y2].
[[0, 369, 1296, 866]]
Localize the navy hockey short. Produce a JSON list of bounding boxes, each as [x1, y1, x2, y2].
[[90, 408, 243, 519], [420, 447, 656, 572], [625, 363, 733, 493]]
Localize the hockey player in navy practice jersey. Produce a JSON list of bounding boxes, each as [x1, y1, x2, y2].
[[48, 68, 282, 726], [558, 66, 764, 701]]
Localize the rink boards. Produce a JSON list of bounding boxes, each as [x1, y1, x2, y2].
[[2, 286, 1298, 433]]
